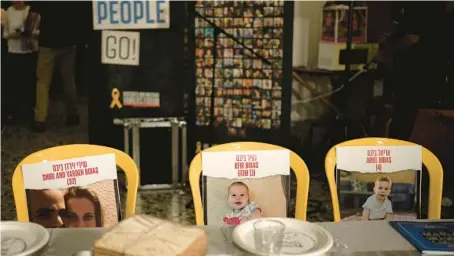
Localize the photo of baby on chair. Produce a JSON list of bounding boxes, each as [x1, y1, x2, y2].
[[362, 176, 393, 220], [222, 181, 262, 225], [205, 175, 288, 226], [339, 170, 419, 221], [202, 149, 290, 226]]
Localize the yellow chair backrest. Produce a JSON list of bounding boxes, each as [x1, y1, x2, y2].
[[12, 144, 139, 221], [189, 141, 310, 226], [325, 137, 443, 222]]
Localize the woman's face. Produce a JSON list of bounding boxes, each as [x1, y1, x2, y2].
[[65, 197, 97, 228]]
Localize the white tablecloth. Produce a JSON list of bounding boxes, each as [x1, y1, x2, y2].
[[43, 221, 420, 256]]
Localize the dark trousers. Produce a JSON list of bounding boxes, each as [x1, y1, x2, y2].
[[3, 52, 37, 121], [388, 67, 446, 141], [388, 96, 419, 140]]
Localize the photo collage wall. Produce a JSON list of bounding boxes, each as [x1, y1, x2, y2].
[[194, 0, 285, 138]]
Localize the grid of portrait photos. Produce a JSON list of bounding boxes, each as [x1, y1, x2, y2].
[[195, 0, 285, 137]]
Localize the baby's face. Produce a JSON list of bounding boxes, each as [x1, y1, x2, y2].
[[228, 184, 249, 209], [374, 181, 391, 199]]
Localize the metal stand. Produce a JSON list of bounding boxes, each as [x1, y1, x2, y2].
[[113, 117, 188, 190]]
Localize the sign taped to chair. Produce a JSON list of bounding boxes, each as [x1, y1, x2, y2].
[[336, 145, 422, 173], [202, 150, 290, 179], [93, 0, 170, 30], [335, 145, 422, 222], [102, 30, 140, 66], [21, 153, 121, 228], [22, 154, 118, 189], [202, 149, 290, 226]]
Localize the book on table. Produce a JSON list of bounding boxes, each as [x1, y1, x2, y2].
[[390, 221, 454, 255]]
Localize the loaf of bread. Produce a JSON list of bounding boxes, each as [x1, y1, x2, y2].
[[93, 215, 208, 256]]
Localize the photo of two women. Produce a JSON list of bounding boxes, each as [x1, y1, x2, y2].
[[25, 180, 120, 229]]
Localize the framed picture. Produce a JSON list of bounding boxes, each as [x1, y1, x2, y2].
[[202, 150, 290, 226], [22, 154, 121, 228], [336, 145, 423, 221]]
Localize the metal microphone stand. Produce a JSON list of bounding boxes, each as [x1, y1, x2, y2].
[[326, 1, 370, 145]]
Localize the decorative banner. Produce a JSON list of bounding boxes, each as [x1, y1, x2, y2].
[[202, 150, 290, 179], [93, 0, 170, 30], [336, 146, 422, 173], [22, 154, 118, 189], [102, 30, 140, 66]]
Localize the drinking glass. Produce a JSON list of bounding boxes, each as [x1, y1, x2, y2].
[[253, 219, 286, 255], [333, 239, 349, 256]]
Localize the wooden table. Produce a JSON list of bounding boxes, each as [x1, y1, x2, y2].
[[43, 221, 421, 255]]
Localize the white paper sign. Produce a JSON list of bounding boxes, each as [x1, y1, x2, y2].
[[123, 91, 160, 107], [22, 154, 118, 190], [202, 150, 290, 179], [93, 0, 170, 30], [102, 30, 140, 66], [336, 145, 422, 173]]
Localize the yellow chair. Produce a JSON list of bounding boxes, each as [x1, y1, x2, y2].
[[189, 142, 310, 226], [12, 144, 139, 221], [325, 137, 443, 222]]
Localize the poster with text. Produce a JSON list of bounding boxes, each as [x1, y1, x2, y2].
[[336, 146, 422, 221], [202, 149, 290, 226], [21, 154, 121, 229], [93, 0, 170, 30]]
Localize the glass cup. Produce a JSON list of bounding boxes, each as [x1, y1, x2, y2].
[[253, 219, 286, 255], [333, 239, 349, 256]]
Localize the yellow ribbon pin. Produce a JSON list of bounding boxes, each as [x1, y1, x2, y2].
[[110, 88, 123, 109]]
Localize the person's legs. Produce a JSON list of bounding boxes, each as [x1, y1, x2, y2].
[[5, 53, 33, 123], [388, 72, 422, 141], [388, 97, 419, 140], [29, 51, 38, 110], [57, 45, 79, 126], [5, 53, 18, 121], [33, 47, 57, 131], [19, 52, 37, 122]]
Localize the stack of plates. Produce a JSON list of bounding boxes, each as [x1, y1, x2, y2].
[[1, 221, 49, 256], [232, 218, 334, 256]]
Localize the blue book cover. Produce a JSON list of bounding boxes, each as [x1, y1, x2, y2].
[[390, 221, 454, 254]]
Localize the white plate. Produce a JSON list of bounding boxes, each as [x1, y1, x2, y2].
[[232, 218, 333, 256], [1, 221, 50, 256]]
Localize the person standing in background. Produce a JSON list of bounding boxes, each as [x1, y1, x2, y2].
[[376, 2, 450, 140], [29, 1, 81, 132], [3, 1, 40, 124]]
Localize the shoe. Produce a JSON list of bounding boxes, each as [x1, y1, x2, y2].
[[31, 122, 46, 133], [66, 115, 80, 127]]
